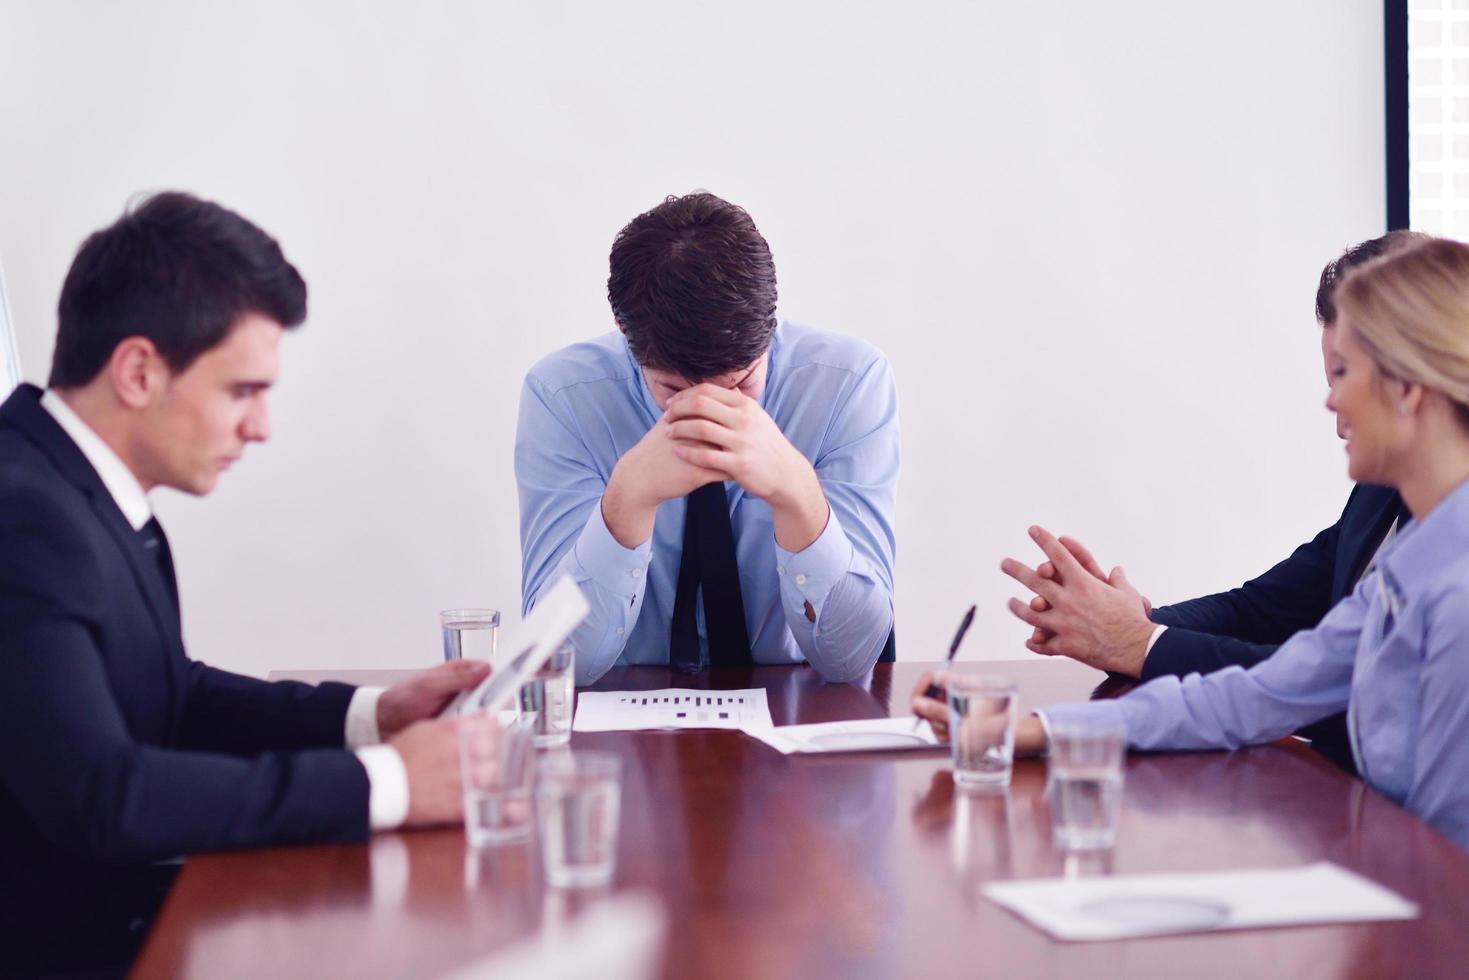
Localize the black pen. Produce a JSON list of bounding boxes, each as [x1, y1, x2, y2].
[[913, 604, 976, 731]]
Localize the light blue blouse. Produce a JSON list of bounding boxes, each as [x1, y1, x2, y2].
[[1045, 477, 1469, 852]]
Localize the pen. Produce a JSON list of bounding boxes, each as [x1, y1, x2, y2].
[[913, 603, 976, 731]]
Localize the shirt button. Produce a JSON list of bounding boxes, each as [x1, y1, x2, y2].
[[630, 568, 642, 579], [616, 627, 625, 636], [795, 574, 808, 586], [777, 564, 785, 575]]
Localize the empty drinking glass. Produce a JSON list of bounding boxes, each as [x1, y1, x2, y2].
[[1048, 721, 1127, 850], [460, 712, 537, 846], [536, 751, 623, 888]]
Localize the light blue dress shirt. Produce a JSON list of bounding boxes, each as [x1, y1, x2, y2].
[[1044, 477, 1469, 852], [515, 320, 899, 686]]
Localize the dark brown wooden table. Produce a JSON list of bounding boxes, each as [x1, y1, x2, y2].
[[131, 660, 1469, 979]]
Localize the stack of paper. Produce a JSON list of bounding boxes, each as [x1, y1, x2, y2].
[[983, 862, 1418, 941]]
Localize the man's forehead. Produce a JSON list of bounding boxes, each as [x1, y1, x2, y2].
[[182, 313, 283, 376], [645, 358, 762, 389]]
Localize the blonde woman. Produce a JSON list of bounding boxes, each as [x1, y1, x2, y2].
[[912, 236, 1469, 852]]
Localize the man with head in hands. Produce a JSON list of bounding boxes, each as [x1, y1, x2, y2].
[[922, 232, 1421, 772], [0, 192, 490, 974], [516, 192, 898, 685]]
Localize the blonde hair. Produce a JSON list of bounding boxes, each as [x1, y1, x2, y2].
[[1335, 236, 1469, 424]]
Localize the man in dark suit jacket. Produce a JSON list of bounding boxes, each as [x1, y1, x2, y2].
[[0, 192, 489, 974], [988, 232, 1422, 774], [1143, 486, 1403, 679], [1140, 482, 1406, 770]]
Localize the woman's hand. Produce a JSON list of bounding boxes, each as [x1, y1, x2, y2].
[[911, 670, 1049, 756], [910, 670, 951, 742]]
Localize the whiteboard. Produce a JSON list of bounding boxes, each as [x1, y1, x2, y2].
[[0, 1, 1386, 676]]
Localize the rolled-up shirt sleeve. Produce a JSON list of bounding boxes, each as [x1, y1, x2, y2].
[[776, 356, 898, 683], [344, 686, 383, 748]]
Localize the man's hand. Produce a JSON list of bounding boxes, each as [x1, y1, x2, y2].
[[377, 659, 490, 740], [602, 414, 732, 548], [1000, 526, 1155, 677], [663, 384, 829, 552], [1025, 535, 1152, 648], [389, 714, 478, 828]]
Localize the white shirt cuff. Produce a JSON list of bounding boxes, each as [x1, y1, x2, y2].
[[355, 745, 410, 831], [1032, 710, 1054, 757], [345, 686, 385, 748], [1143, 624, 1168, 663]]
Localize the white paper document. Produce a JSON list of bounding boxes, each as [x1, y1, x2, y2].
[[984, 862, 1418, 941], [573, 689, 774, 732], [741, 716, 943, 755]]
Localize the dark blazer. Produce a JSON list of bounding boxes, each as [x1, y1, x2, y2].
[[0, 384, 369, 968], [1145, 482, 1407, 773]]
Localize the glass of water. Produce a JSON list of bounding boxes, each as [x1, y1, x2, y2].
[[518, 643, 575, 748], [1048, 721, 1127, 850], [947, 676, 1018, 789], [459, 712, 537, 847], [441, 608, 500, 662], [536, 751, 623, 888]]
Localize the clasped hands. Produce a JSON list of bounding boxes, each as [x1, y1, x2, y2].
[[604, 384, 828, 552], [909, 525, 1154, 749], [1001, 525, 1156, 678]]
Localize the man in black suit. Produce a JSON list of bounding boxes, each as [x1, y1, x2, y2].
[[0, 192, 490, 974], [987, 232, 1421, 772]]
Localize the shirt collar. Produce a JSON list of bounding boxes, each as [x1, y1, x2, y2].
[[1376, 477, 1469, 595], [40, 389, 153, 531]]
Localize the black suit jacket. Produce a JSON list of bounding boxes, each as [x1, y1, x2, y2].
[[0, 384, 369, 967], [1144, 482, 1406, 772]]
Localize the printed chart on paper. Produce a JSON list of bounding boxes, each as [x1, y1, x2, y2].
[[572, 688, 774, 732]]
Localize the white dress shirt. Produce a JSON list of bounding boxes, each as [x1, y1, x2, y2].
[[40, 390, 408, 830]]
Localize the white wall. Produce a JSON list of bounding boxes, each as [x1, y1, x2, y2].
[[0, 1, 1384, 675]]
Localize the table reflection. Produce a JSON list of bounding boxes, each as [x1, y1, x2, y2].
[[951, 788, 1015, 891]]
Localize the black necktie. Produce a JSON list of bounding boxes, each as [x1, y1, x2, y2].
[[138, 516, 180, 612], [670, 482, 752, 671]]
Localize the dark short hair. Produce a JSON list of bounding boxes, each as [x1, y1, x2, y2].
[[607, 192, 777, 381], [1316, 230, 1427, 326], [49, 191, 307, 388]]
